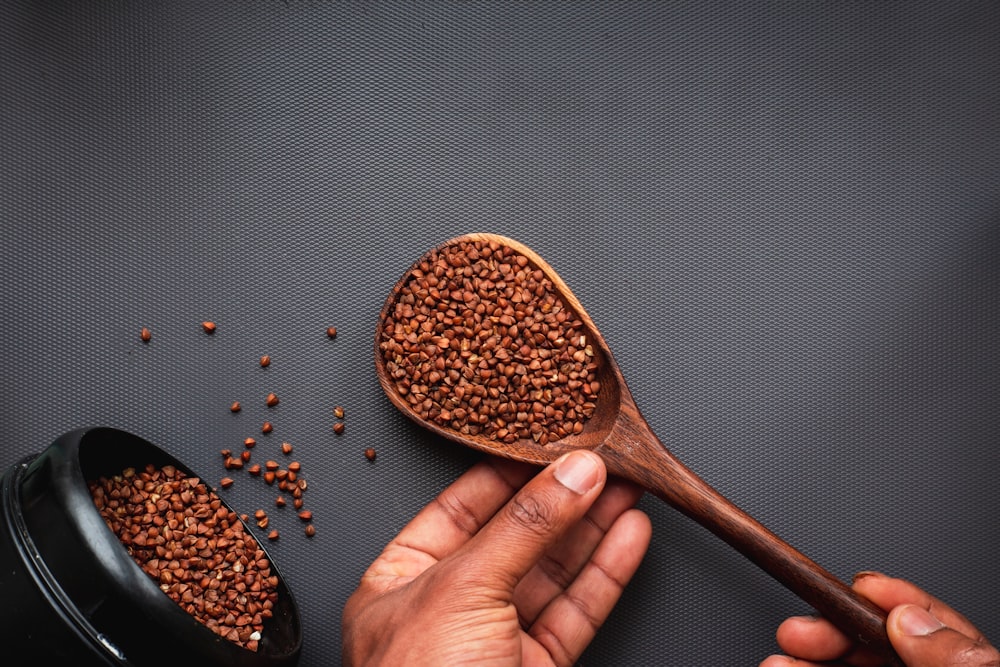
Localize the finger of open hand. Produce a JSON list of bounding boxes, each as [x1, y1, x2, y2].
[[459, 450, 608, 594], [387, 456, 537, 562], [528, 507, 652, 665], [512, 478, 645, 627], [357, 457, 537, 596]]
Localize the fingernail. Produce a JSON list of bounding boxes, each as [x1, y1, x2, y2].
[[852, 570, 880, 583], [553, 451, 601, 494], [897, 605, 945, 636]]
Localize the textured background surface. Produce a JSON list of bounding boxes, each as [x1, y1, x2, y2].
[[2, 1, 998, 665]]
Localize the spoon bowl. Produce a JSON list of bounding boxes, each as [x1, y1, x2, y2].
[[375, 233, 900, 666], [377, 233, 624, 465]]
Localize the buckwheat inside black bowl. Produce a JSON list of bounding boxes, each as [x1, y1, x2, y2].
[[0, 427, 302, 666]]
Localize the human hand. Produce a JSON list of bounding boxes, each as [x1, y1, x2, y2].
[[341, 450, 652, 666], [760, 571, 998, 667]]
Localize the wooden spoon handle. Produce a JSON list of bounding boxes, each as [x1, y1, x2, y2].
[[599, 421, 902, 666]]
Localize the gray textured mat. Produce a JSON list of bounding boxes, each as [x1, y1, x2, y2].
[[2, 2, 998, 665]]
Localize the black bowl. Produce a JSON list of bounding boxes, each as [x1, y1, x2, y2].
[[0, 427, 302, 666]]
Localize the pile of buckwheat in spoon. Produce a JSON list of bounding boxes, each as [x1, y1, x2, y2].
[[378, 238, 601, 446]]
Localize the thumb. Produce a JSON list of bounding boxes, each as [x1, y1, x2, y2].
[[460, 450, 606, 593], [888, 604, 1000, 667]]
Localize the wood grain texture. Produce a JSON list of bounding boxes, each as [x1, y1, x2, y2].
[[375, 233, 901, 666]]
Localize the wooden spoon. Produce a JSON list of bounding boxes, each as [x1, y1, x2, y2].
[[375, 233, 900, 666]]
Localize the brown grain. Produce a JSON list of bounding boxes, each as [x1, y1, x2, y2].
[[377, 238, 600, 446], [89, 464, 278, 651]]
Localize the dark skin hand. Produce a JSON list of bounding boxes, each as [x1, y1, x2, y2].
[[342, 450, 995, 666], [342, 450, 652, 666], [761, 571, 998, 667]]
